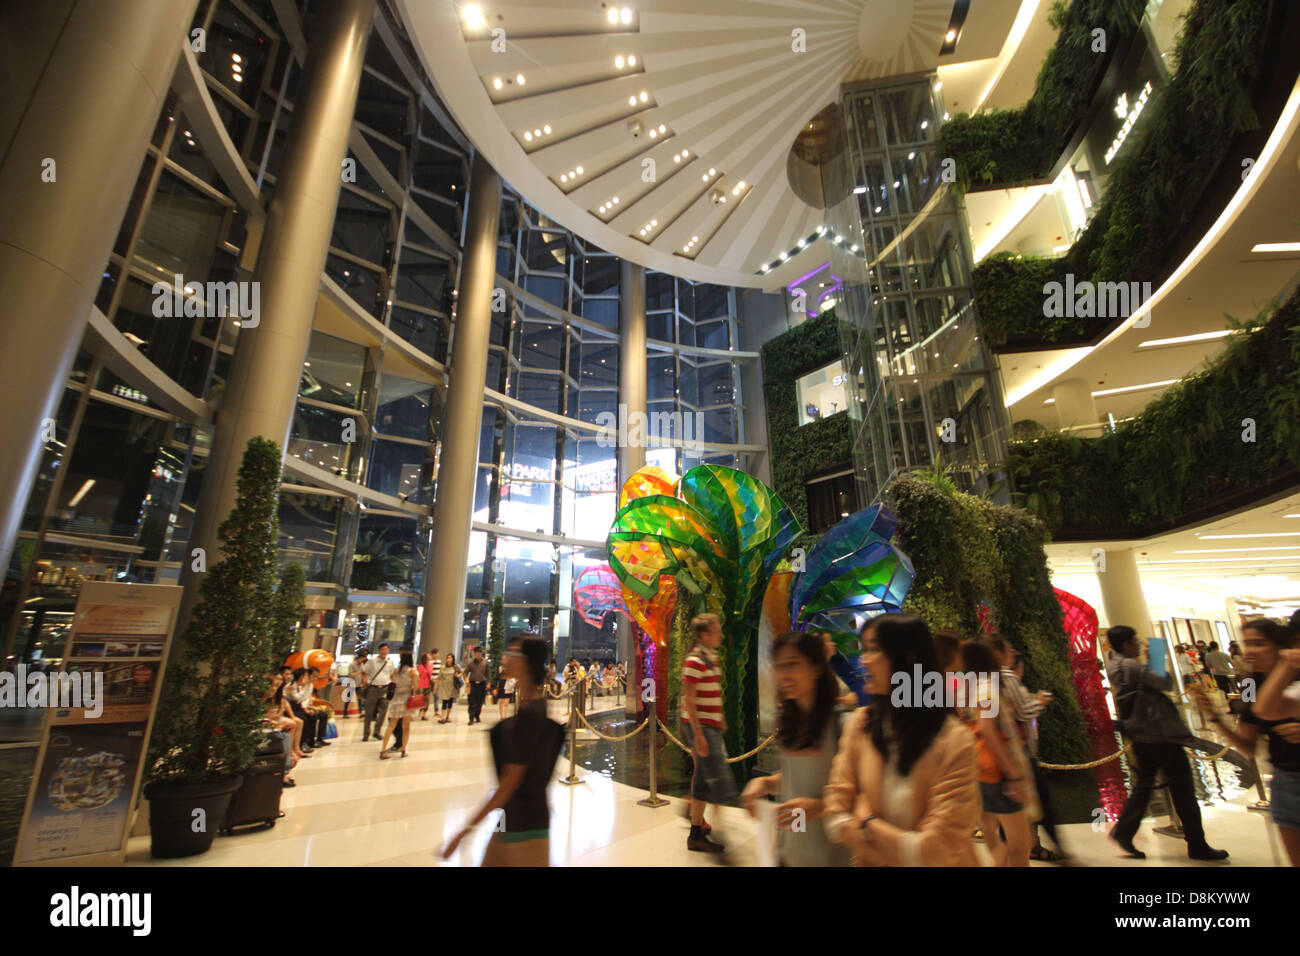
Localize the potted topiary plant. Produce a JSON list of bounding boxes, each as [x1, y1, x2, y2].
[[143, 437, 283, 858], [269, 563, 307, 668]]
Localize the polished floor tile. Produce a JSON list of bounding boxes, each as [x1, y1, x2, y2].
[[124, 701, 1293, 867]]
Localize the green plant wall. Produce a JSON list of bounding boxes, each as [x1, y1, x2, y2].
[[968, 0, 1276, 348], [937, 0, 1144, 191], [761, 311, 855, 532], [886, 474, 1096, 819], [1009, 289, 1300, 537]]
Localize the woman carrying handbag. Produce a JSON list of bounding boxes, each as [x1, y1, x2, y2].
[[381, 651, 417, 758]]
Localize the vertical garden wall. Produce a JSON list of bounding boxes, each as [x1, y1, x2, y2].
[[887, 473, 1098, 819], [760, 311, 855, 533]]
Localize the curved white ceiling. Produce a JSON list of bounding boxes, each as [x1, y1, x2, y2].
[[395, 0, 1022, 288]]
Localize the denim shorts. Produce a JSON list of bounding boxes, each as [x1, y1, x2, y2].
[[979, 780, 1024, 815], [690, 725, 738, 804], [1271, 767, 1300, 831]]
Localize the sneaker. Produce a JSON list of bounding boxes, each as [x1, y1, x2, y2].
[[314, 740, 331, 747], [1187, 844, 1229, 861]]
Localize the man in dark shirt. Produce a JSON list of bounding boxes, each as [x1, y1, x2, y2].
[[1106, 626, 1228, 862], [466, 646, 491, 724]]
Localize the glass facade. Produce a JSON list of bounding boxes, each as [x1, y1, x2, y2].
[[829, 78, 1010, 506], [0, 0, 760, 684]]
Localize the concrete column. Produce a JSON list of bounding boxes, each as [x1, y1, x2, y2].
[[1053, 377, 1102, 435], [0, 0, 199, 579], [420, 152, 502, 658], [178, 0, 374, 635], [617, 261, 647, 712], [1096, 548, 1154, 639]]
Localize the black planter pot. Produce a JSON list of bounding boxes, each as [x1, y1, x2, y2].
[[143, 774, 243, 859]]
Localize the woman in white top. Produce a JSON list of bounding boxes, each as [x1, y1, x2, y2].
[[380, 651, 417, 758]]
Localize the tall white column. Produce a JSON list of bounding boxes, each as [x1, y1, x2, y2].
[[1096, 547, 1154, 639]]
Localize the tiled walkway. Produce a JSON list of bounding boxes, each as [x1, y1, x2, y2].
[[124, 701, 1294, 866]]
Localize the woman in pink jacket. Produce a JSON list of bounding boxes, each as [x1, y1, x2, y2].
[[823, 614, 982, 866]]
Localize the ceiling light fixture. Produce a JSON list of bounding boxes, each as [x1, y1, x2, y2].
[[629, 55, 637, 66], [621, 8, 633, 24], [493, 77, 503, 90], [463, 4, 486, 30], [639, 91, 648, 103], [853, 185, 866, 194], [1138, 330, 1233, 348], [629, 96, 637, 106], [608, 8, 619, 23], [615, 55, 626, 68], [1251, 242, 1300, 253], [945, 29, 957, 42], [516, 74, 525, 85]]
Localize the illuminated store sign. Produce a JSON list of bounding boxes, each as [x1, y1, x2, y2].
[[1104, 81, 1152, 165]]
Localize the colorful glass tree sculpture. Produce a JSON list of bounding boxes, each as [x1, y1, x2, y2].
[[608, 465, 801, 752], [787, 504, 915, 656]]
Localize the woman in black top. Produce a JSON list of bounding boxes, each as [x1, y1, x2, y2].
[[440, 637, 563, 866], [1195, 619, 1300, 865]]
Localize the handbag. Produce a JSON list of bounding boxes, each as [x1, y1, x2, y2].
[[386, 682, 396, 700], [406, 693, 427, 711]]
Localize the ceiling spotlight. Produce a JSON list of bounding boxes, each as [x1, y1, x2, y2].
[[463, 4, 486, 30], [629, 95, 637, 106], [516, 73, 525, 85], [850, 244, 859, 252], [797, 239, 805, 248], [651, 219, 657, 226], [681, 149, 688, 157], [779, 252, 788, 261], [621, 8, 633, 24], [943, 112, 950, 120], [493, 77, 503, 90], [921, 120, 929, 129], [737, 180, 745, 189], [702, 173, 709, 181], [599, 204, 607, 213], [543, 124, 551, 134], [608, 8, 619, 23], [945, 29, 957, 42], [732, 186, 740, 196], [533, 128, 541, 137], [657, 124, 665, 133], [708, 167, 716, 175], [853, 185, 866, 194], [561, 173, 568, 182], [674, 153, 681, 162], [615, 55, 626, 68], [683, 245, 691, 252], [692, 236, 699, 242], [524, 131, 533, 141], [639, 91, 648, 103], [232, 54, 242, 63], [649, 128, 657, 138], [628, 55, 637, 66], [935, 81, 943, 91], [875, 206, 882, 213], [612, 196, 619, 204], [576, 166, 583, 174], [231, 74, 243, 83], [907, 151, 915, 160]]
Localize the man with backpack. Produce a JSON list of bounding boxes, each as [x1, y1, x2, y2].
[[1106, 625, 1229, 861]]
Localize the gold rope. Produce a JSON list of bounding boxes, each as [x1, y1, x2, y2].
[[572, 707, 650, 742], [656, 717, 776, 763]]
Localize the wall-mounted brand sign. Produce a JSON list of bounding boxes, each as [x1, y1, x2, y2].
[[1104, 81, 1153, 165]]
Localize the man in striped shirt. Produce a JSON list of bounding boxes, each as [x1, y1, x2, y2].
[[683, 613, 736, 853]]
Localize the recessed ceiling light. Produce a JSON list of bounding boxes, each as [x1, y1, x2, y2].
[[945, 29, 957, 42], [651, 219, 657, 226], [232, 74, 242, 83], [561, 173, 568, 182], [231, 54, 242, 64], [853, 185, 866, 194], [621, 8, 632, 24], [628, 55, 637, 66], [543, 124, 551, 134], [708, 168, 716, 176], [779, 252, 788, 261], [1252, 242, 1300, 253], [875, 206, 882, 213], [463, 4, 486, 29], [599, 204, 607, 213], [615, 55, 625, 68], [649, 128, 657, 138], [850, 244, 859, 252], [576, 166, 583, 174], [935, 81, 943, 91], [681, 149, 688, 157], [639, 91, 648, 103], [516, 74, 525, 86], [608, 8, 619, 23], [943, 112, 950, 120], [1091, 379, 1177, 397], [657, 124, 665, 133], [493, 77, 503, 90], [629, 96, 637, 106], [921, 120, 929, 129], [674, 154, 681, 162], [907, 152, 915, 160], [702, 173, 709, 181], [612, 196, 619, 204]]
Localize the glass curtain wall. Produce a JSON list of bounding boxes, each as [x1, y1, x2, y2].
[[830, 77, 1009, 506]]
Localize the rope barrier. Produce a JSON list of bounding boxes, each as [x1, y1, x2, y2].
[[656, 717, 776, 763], [572, 708, 649, 742], [1038, 739, 1232, 771]]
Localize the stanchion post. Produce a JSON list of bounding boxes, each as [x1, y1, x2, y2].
[[636, 697, 669, 808], [559, 682, 583, 786], [1248, 756, 1270, 812]]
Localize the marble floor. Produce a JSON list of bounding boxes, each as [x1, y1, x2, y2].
[[124, 701, 1295, 867]]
